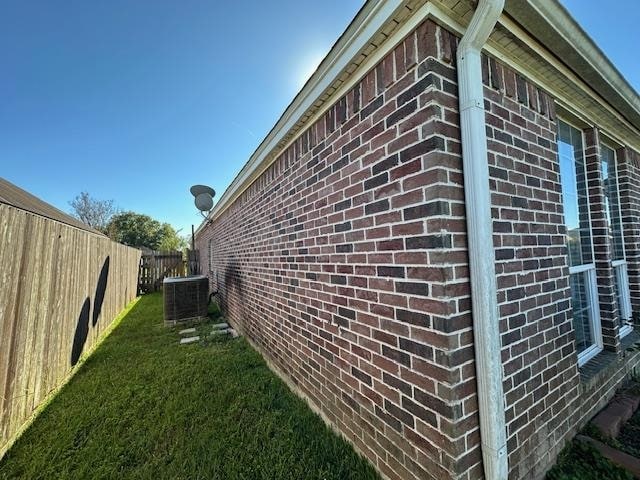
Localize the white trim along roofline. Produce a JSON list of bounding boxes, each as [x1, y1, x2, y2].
[[506, 0, 640, 129], [196, 0, 640, 235], [195, 0, 407, 235]]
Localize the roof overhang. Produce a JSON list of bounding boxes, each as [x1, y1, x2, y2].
[[196, 0, 640, 236], [196, 0, 414, 235], [505, 0, 640, 130]]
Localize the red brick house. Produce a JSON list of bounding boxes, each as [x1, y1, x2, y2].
[[195, 1, 640, 478]]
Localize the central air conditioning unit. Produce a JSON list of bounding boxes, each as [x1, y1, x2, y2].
[[163, 275, 209, 327]]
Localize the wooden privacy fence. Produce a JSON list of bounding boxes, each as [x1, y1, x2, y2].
[[0, 203, 141, 455], [138, 251, 185, 293]]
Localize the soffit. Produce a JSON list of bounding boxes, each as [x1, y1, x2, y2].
[[431, 0, 640, 151], [197, 0, 640, 233], [506, 0, 640, 130]]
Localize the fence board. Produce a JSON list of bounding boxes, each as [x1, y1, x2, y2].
[[138, 251, 185, 293], [0, 204, 141, 454]]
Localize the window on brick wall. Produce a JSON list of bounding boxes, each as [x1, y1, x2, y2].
[[602, 144, 633, 337], [558, 119, 603, 365]]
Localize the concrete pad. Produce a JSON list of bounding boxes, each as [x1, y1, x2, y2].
[[592, 390, 640, 439], [179, 328, 197, 335], [212, 322, 229, 330], [180, 336, 200, 344], [578, 435, 640, 478], [618, 393, 640, 412]]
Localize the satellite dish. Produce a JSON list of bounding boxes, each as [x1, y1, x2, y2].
[[190, 184, 216, 215], [195, 192, 213, 212], [190, 184, 215, 198]]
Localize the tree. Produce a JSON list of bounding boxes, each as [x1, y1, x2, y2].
[[69, 192, 116, 232], [106, 211, 185, 251], [157, 224, 188, 251]]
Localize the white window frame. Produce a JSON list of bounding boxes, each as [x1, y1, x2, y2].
[[602, 143, 634, 339], [569, 265, 603, 366], [558, 118, 603, 366], [613, 260, 633, 337]]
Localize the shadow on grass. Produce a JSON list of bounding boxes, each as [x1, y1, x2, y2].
[[0, 293, 379, 480]]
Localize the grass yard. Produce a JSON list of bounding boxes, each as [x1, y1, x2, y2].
[[0, 293, 379, 480], [547, 380, 640, 480], [617, 403, 640, 458], [546, 438, 633, 480]]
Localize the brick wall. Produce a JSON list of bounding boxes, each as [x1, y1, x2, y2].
[[197, 16, 640, 480], [477, 47, 640, 480], [476, 53, 579, 480], [197, 19, 474, 480], [584, 128, 620, 352], [618, 147, 640, 317]]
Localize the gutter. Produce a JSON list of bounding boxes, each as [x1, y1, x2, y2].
[[196, 0, 640, 240], [456, 1, 508, 479], [505, 0, 640, 131]]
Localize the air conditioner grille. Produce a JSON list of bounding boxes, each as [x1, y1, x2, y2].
[[163, 275, 208, 326]]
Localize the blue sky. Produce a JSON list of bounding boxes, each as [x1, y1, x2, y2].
[[1, 1, 638, 236]]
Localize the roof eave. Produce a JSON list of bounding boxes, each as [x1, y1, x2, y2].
[[195, 0, 640, 236], [195, 0, 408, 236], [505, 0, 640, 130]]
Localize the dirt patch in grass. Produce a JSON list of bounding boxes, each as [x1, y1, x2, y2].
[[0, 293, 379, 480]]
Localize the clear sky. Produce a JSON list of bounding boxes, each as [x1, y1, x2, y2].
[[1, 1, 638, 236], [1, 0, 364, 235]]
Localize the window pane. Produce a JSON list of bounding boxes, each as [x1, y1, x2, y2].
[[557, 121, 593, 267], [570, 271, 594, 354], [602, 146, 625, 260], [557, 120, 602, 362], [614, 263, 632, 328]]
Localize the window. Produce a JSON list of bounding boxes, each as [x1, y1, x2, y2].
[[558, 119, 603, 365], [602, 144, 633, 337]]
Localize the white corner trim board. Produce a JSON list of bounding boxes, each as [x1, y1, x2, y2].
[[457, 0, 508, 478]]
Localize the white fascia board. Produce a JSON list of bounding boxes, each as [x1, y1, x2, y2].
[[196, 0, 640, 237], [505, 0, 640, 128], [530, 0, 640, 113]]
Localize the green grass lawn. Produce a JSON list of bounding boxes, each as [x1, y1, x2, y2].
[[547, 381, 640, 480], [0, 293, 379, 480], [617, 401, 640, 458], [546, 438, 633, 480]]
